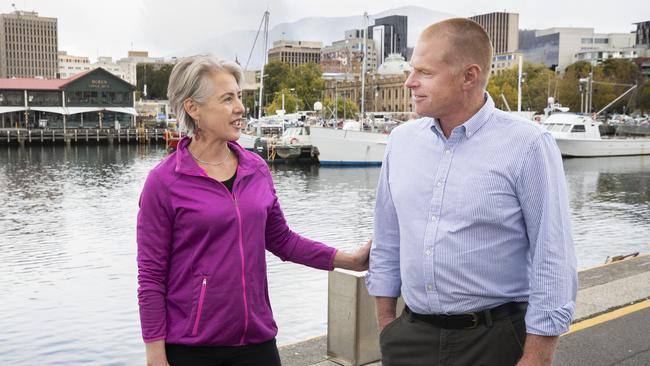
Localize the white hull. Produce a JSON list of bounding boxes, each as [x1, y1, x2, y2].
[[308, 126, 387, 165], [236, 133, 257, 150], [555, 137, 650, 157]]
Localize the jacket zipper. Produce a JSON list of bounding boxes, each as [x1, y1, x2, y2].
[[191, 277, 208, 336], [232, 194, 249, 345]]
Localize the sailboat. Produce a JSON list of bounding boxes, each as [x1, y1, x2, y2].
[[308, 12, 389, 166]]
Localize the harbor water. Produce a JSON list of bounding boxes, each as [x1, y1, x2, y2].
[[0, 144, 649, 365]]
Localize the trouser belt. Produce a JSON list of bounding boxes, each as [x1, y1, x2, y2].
[[404, 302, 528, 329]]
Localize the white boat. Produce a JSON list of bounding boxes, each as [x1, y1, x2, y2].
[[543, 113, 650, 157], [308, 123, 388, 166]]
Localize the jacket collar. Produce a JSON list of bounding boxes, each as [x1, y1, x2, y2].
[[175, 137, 263, 179]]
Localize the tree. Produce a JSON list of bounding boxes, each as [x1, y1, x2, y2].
[[262, 61, 292, 99], [265, 88, 300, 115], [636, 80, 650, 114], [136, 64, 174, 100], [487, 62, 559, 112], [322, 97, 359, 119]]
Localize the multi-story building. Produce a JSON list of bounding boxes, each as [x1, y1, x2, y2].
[[0, 10, 58, 78], [58, 52, 137, 85], [519, 28, 636, 72], [267, 40, 322, 68], [634, 20, 650, 57], [574, 49, 639, 65], [93, 57, 136, 85], [58, 51, 91, 79], [368, 15, 408, 66], [321, 29, 378, 74], [491, 52, 523, 75], [469, 12, 519, 54], [324, 53, 413, 116]]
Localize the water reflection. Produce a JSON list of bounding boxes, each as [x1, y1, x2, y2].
[[0, 146, 649, 365]]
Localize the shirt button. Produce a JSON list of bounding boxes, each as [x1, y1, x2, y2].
[[427, 284, 433, 291], [436, 181, 442, 187], [425, 248, 432, 256], [444, 149, 451, 155], [431, 215, 437, 222], [467, 132, 473, 137]]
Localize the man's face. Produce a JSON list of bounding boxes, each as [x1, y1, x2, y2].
[[405, 36, 464, 119]]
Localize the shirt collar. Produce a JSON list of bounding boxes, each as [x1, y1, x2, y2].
[[428, 92, 495, 139]]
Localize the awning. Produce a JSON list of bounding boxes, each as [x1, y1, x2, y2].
[[29, 106, 67, 115], [0, 106, 27, 114], [65, 107, 104, 115], [105, 107, 137, 116]]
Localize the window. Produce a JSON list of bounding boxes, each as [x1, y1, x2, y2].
[[571, 125, 586, 132]]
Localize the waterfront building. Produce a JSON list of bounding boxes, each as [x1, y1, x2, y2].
[[491, 52, 523, 75], [634, 20, 650, 57], [519, 28, 636, 72], [58, 51, 91, 79], [0, 10, 58, 78], [368, 15, 408, 66], [574, 49, 639, 65], [0, 68, 136, 129], [470, 12, 520, 75], [321, 29, 378, 74], [469, 12, 519, 54], [268, 40, 322, 68], [324, 53, 412, 116]]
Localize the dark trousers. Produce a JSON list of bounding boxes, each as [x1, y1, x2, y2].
[[380, 309, 526, 366], [165, 338, 282, 366]]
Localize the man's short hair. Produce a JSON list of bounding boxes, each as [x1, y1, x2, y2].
[[421, 18, 493, 87]]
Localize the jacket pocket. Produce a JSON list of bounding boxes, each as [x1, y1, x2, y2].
[[191, 276, 208, 336]]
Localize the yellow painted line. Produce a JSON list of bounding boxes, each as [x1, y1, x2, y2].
[[564, 299, 650, 336]]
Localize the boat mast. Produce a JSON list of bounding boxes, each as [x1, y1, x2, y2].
[[257, 10, 270, 135], [360, 12, 368, 131]]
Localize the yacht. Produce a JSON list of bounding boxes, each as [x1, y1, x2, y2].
[[543, 113, 650, 157]]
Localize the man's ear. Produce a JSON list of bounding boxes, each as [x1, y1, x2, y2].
[[463, 64, 482, 89]]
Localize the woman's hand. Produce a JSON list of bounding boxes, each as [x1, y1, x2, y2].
[[145, 340, 169, 366], [333, 239, 372, 271]]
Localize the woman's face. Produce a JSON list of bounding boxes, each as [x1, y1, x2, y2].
[[194, 72, 245, 142]]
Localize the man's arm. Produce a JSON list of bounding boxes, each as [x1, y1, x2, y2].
[[366, 139, 402, 329], [375, 297, 398, 331], [515, 133, 578, 365]]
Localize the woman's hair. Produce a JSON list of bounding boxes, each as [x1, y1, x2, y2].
[[167, 55, 242, 136]]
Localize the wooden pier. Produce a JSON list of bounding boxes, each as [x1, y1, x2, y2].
[[0, 128, 168, 146]]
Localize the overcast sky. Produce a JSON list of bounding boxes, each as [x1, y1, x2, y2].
[[4, 0, 648, 61]]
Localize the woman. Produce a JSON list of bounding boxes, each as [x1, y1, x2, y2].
[[137, 55, 370, 366]]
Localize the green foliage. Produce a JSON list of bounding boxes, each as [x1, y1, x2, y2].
[[636, 80, 650, 113], [488, 59, 649, 115], [322, 97, 359, 118], [261, 61, 325, 112], [265, 88, 300, 115], [136, 64, 174, 100], [487, 63, 558, 112]]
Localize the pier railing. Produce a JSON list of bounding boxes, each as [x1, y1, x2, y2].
[[0, 128, 168, 146]]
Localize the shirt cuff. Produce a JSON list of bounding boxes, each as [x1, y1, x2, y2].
[[525, 300, 576, 336], [365, 272, 401, 298]]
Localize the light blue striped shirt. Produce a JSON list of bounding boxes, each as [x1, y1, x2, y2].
[[366, 94, 577, 336]]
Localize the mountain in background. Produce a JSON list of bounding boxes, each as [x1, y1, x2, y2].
[[172, 6, 455, 70]]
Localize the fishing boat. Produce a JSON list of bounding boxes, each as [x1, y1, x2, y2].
[[543, 113, 650, 157]]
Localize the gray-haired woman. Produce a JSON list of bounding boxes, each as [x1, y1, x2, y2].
[[137, 55, 370, 366]]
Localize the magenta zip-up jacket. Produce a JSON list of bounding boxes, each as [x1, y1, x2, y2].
[[136, 137, 337, 346]]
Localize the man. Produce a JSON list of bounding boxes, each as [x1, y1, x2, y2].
[[366, 18, 577, 366]]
